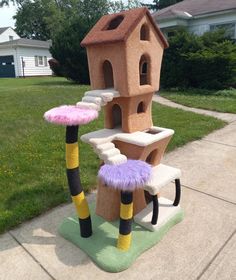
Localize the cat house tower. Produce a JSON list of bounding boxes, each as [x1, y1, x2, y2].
[[79, 7, 176, 222], [81, 7, 168, 133]]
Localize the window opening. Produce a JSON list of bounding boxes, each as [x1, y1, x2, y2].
[[107, 15, 124, 30]]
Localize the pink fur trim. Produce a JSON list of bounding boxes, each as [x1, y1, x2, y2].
[[44, 105, 98, 126]]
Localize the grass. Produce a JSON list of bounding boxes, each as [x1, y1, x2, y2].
[[160, 88, 236, 113], [0, 77, 226, 233]]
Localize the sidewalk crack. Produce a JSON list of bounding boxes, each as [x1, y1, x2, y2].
[[196, 229, 236, 280], [8, 231, 56, 280], [181, 184, 236, 206], [202, 139, 236, 148]]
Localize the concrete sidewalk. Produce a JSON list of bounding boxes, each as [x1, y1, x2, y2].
[[1, 107, 236, 279], [153, 95, 236, 123]]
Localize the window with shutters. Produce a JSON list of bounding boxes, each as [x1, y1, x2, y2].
[[38, 56, 44, 66], [35, 56, 48, 67]]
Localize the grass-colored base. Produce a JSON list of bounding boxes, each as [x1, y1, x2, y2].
[[59, 203, 184, 272]]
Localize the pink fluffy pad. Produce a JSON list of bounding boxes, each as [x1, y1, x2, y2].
[[98, 160, 152, 192], [44, 105, 98, 126]]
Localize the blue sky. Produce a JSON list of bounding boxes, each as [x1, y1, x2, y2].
[[0, 1, 153, 28]]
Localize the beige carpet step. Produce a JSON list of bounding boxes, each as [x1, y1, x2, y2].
[[95, 142, 116, 153], [82, 96, 105, 106], [76, 101, 100, 111], [100, 148, 121, 161], [106, 154, 127, 165], [84, 89, 120, 103]]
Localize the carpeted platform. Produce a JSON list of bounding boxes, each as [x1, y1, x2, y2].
[[59, 203, 184, 272]]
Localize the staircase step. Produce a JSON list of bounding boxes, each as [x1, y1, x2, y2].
[[85, 89, 120, 100], [76, 101, 100, 111], [85, 91, 118, 103], [82, 96, 105, 106], [95, 142, 115, 153], [105, 154, 127, 165], [100, 148, 121, 161]]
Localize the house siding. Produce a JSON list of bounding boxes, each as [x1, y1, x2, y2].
[[188, 11, 236, 37], [16, 47, 52, 77], [0, 46, 52, 77], [156, 10, 236, 39]]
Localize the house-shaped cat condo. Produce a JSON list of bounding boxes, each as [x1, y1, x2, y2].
[[44, 7, 183, 273]]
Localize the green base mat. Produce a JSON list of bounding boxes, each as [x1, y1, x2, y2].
[[59, 203, 184, 272]]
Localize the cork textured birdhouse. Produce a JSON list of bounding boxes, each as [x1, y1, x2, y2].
[[81, 7, 168, 133]]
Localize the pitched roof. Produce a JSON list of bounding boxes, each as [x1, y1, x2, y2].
[[153, 0, 236, 21], [0, 27, 10, 35], [81, 7, 168, 48], [0, 38, 51, 48]]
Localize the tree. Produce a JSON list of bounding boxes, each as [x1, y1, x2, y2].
[[50, 16, 91, 83], [13, 0, 63, 40], [49, 0, 142, 83], [142, 0, 183, 11]]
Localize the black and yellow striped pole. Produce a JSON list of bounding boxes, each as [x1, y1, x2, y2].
[[44, 105, 98, 238], [98, 159, 152, 251], [66, 125, 92, 238], [117, 191, 133, 251]]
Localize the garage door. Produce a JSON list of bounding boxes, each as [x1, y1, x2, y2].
[[0, 55, 15, 78]]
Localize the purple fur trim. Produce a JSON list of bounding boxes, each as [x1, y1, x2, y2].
[[98, 160, 151, 191], [44, 105, 98, 126]]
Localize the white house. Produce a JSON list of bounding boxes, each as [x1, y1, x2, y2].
[[0, 27, 52, 78], [152, 0, 236, 39]]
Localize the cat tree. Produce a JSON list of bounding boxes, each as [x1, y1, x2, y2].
[[44, 7, 183, 272]]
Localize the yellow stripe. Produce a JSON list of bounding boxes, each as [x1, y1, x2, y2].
[[72, 192, 90, 219], [117, 233, 132, 251], [66, 143, 79, 169], [120, 202, 133, 220]]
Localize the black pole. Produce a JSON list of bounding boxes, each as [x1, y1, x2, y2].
[[151, 194, 159, 225], [21, 57, 25, 78], [173, 179, 181, 206]]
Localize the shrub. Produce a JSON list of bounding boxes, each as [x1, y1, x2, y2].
[[48, 58, 62, 77], [50, 17, 91, 84], [161, 28, 236, 89]]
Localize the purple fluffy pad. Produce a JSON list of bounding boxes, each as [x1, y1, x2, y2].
[[98, 160, 152, 192], [44, 105, 98, 126]]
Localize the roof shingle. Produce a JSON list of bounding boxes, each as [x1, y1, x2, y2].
[[0, 38, 51, 48]]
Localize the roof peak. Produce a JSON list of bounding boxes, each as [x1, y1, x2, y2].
[[0, 26, 13, 35], [81, 7, 168, 48]]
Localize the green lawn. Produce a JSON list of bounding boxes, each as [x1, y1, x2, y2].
[[0, 77, 226, 233], [160, 88, 236, 114]]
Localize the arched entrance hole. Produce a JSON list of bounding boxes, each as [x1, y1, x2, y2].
[[103, 60, 114, 88]]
